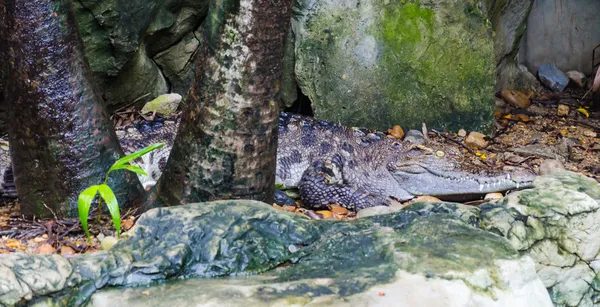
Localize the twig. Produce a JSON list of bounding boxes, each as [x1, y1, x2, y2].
[[0, 230, 16, 236], [41, 202, 59, 221]]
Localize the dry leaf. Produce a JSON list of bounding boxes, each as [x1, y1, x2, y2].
[[577, 107, 589, 118], [316, 210, 333, 218]]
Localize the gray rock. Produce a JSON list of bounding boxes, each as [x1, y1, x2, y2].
[[496, 62, 543, 92], [141, 93, 182, 116], [103, 45, 169, 108], [72, 0, 208, 109], [404, 130, 425, 145], [538, 64, 569, 92], [290, 0, 495, 132], [0, 200, 552, 306], [480, 172, 600, 306], [566, 70, 586, 88], [538, 159, 565, 176], [153, 31, 200, 95], [482, 0, 542, 92], [357, 205, 398, 218]]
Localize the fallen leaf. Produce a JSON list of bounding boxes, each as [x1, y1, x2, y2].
[[35, 243, 55, 254], [122, 219, 134, 230], [5, 239, 26, 250], [282, 205, 296, 213], [330, 205, 348, 216], [387, 125, 404, 139], [484, 193, 503, 200], [60, 246, 76, 255], [577, 107, 589, 118], [316, 210, 333, 218], [411, 196, 442, 203]]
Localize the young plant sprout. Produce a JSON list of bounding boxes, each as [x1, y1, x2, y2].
[[77, 143, 165, 242]]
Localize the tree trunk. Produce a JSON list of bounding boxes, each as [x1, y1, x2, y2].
[[4, 0, 145, 218], [147, 0, 292, 208]]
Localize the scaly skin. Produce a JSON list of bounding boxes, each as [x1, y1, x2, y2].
[[276, 113, 535, 210]]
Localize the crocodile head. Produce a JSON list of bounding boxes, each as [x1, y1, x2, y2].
[[389, 144, 536, 200]]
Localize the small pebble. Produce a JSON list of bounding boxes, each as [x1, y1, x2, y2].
[[404, 130, 425, 145], [484, 193, 503, 201], [566, 71, 586, 88], [557, 104, 569, 116], [60, 246, 76, 256], [411, 196, 442, 203], [457, 129, 467, 137], [464, 132, 488, 149], [583, 130, 597, 138], [494, 97, 506, 108], [100, 236, 118, 250], [538, 159, 566, 176], [35, 243, 55, 255]]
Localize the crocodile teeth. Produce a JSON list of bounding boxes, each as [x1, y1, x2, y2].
[[506, 173, 511, 180], [479, 184, 484, 192]]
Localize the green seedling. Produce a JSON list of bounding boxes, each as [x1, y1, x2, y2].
[[77, 143, 164, 242]]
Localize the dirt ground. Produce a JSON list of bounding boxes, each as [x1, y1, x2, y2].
[[1, 88, 599, 256]]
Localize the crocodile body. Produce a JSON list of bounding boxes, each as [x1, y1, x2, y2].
[[0, 113, 535, 209], [276, 113, 534, 210]]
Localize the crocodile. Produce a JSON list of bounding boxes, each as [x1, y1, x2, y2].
[[276, 113, 534, 210], [0, 113, 535, 209]]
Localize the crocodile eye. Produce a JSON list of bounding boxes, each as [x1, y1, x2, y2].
[[392, 142, 401, 149]]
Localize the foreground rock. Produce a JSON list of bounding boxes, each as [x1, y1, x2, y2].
[[2, 172, 597, 306], [288, 0, 495, 132], [0, 201, 551, 306], [480, 172, 600, 306]]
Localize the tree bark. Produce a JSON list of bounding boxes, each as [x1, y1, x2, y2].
[[148, 0, 292, 208], [4, 0, 144, 218]]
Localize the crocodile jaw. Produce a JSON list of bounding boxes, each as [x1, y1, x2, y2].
[[391, 163, 535, 198]]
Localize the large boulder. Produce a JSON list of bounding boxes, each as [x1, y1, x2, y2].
[[0, 200, 552, 306], [480, 172, 600, 306], [481, 0, 542, 92], [89, 211, 551, 306], [72, 0, 208, 109], [289, 0, 496, 132]]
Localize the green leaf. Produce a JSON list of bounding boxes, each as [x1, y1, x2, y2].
[[78, 185, 100, 242], [112, 164, 148, 176], [108, 143, 164, 174], [98, 184, 121, 238]]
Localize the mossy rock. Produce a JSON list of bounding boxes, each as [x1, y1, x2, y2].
[[0, 201, 552, 306], [291, 0, 495, 132]]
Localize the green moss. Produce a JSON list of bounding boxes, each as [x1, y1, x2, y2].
[[378, 0, 494, 131]]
